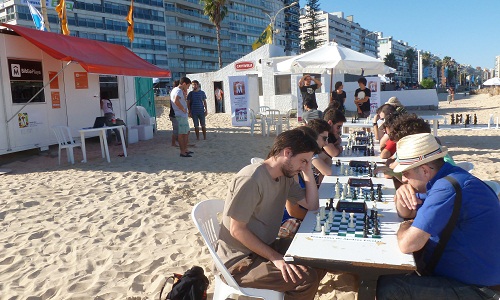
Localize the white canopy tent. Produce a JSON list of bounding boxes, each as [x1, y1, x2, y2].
[[276, 42, 395, 76], [483, 77, 500, 86]]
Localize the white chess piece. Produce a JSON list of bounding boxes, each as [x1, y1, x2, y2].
[[346, 184, 351, 196], [335, 182, 340, 198], [321, 225, 326, 235], [315, 214, 321, 231], [349, 213, 355, 228], [324, 221, 330, 234], [341, 210, 347, 223], [320, 207, 325, 219], [328, 208, 334, 223]]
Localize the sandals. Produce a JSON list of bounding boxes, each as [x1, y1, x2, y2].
[[180, 153, 192, 157]]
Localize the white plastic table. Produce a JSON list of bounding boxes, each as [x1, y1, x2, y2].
[[420, 115, 445, 136], [79, 126, 127, 163]]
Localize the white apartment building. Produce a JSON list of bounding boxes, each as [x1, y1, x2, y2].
[[299, 10, 377, 58], [0, 0, 300, 87], [378, 35, 419, 86]]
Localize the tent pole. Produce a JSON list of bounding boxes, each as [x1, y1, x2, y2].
[[0, 44, 12, 151], [126, 81, 160, 112], [7, 61, 73, 123], [329, 68, 334, 103]]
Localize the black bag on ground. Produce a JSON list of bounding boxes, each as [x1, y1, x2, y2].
[[161, 266, 209, 300]]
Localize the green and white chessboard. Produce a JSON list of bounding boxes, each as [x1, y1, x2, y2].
[[314, 211, 381, 239]]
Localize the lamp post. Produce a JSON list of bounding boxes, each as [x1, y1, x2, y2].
[[264, 1, 298, 45]]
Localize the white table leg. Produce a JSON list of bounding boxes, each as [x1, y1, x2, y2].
[[102, 130, 111, 163], [80, 132, 87, 163], [119, 126, 127, 157], [98, 131, 106, 158], [433, 120, 438, 136]]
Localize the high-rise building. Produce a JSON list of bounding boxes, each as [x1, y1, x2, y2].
[[299, 10, 377, 57], [378, 35, 418, 85], [1, 0, 300, 87]]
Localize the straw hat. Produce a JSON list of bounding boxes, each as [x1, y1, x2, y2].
[[385, 97, 402, 107], [393, 133, 448, 173]]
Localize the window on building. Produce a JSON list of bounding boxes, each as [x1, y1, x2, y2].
[[99, 75, 119, 99], [258, 77, 263, 96], [8, 59, 45, 104], [275, 75, 291, 95]]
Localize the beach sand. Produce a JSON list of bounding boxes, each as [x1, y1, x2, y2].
[[0, 93, 498, 300]]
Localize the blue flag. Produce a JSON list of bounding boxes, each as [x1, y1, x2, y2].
[[27, 1, 45, 31]]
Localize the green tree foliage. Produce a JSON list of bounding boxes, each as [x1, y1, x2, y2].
[[420, 77, 435, 89], [200, 0, 227, 69], [404, 48, 417, 84], [384, 53, 398, 81], [301, 0, 324, 52], [421, 52, 431, 68]]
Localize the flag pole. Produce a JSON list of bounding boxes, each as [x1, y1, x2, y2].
[[40, 0, 51, 31]]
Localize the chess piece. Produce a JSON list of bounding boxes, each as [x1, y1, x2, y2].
[[341, 210, 347, 223], [451, 113, 455, 125], [328, 208, 334, 223], [352, 190, 357, 200], [320, 206, 325, 219], [377, 184, 382, 202], [474, 114, 477, 125], [321, 225, 326, 235], [315, 214, 321, 231], [335, 182, 340, 198], [348, 213, 355, 228]]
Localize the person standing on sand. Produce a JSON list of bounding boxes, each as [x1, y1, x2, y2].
[[187, 80, 208, 140], [171, 77, 193, 157], [169, 80, 180, 147]]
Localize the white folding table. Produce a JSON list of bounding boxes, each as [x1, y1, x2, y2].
[[79, 126, 127, 163]]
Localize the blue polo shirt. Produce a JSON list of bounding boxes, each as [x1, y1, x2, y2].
[[412, 163, 500, 286]]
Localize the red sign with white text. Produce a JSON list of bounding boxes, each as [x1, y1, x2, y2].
[[235, 61, 254, 71]]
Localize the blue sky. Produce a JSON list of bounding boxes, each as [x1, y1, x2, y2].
[[300, 0, 499, 69]]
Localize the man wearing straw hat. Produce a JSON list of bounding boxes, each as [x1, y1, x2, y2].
[[376, 133, 500, 299]]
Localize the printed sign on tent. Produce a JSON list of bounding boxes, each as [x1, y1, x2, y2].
[[366, 76, 381, 115], [228, 75, 251, 127]]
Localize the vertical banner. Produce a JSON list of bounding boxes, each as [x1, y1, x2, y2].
[[229, 75, 251, 127], [366, 76, 381, 116], [51, 91, 61, 108], [49, 71, 59, 89]]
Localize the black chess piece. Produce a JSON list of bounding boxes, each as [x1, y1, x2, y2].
[[474, 114, 477, 125], [368, 165, 373, 177], [451, 113, 455, 125], [377, 184, 382, 201], [373, 220, 380, 236], [460, 114, 463, 124], [352, 190, 358, 200], [465, 114, 470, 125]]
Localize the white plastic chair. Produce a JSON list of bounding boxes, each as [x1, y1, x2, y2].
[[136, 105, 156, 127], [250, 157, 264, 164], [484, 180, 500, 199], [52, 126, 82, 165], [191, 200, 284, 300], [250, 109, 267, 137], [455, 161, 474, 173], [265, 109, 283, 136]]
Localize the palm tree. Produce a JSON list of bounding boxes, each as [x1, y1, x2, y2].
[[384, 53, 398, 82], [433, 59, 442, 87], [442, 56, 454, 86], [200, 0, 228, 69], [404, 48, 417, 85]]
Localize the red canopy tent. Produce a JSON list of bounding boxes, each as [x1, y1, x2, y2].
[[2, 23, 171, 78]]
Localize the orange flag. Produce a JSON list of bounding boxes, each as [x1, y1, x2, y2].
[[55, 0, 69, 35], [126, 0, 134, 42]]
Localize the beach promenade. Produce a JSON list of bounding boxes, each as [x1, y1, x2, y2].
[[0, 93, 498, 299]]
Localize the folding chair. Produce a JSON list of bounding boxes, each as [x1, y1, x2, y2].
[[52, 126, 82, 165], [191, 200, 284, 300]]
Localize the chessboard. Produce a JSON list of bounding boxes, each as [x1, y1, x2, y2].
[[312, 207, 382, 239], [332, 159, 379, 178]]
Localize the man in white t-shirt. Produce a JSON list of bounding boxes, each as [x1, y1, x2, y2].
[[171, 77, 192, 157]]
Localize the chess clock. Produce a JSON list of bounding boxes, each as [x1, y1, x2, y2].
[[349, 160, 370, 168], [348, 178, 372, 187], [336, 201, 367, 213]]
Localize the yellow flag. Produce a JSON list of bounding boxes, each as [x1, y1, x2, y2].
[[55, 0, 69, 35], [252, 24, 273, 50], [126, 0, 134, 42]]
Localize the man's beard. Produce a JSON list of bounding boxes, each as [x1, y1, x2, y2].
[[281, 159, 299, 178]]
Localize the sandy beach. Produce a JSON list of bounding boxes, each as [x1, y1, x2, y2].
[[0, 92, 499, 300]]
